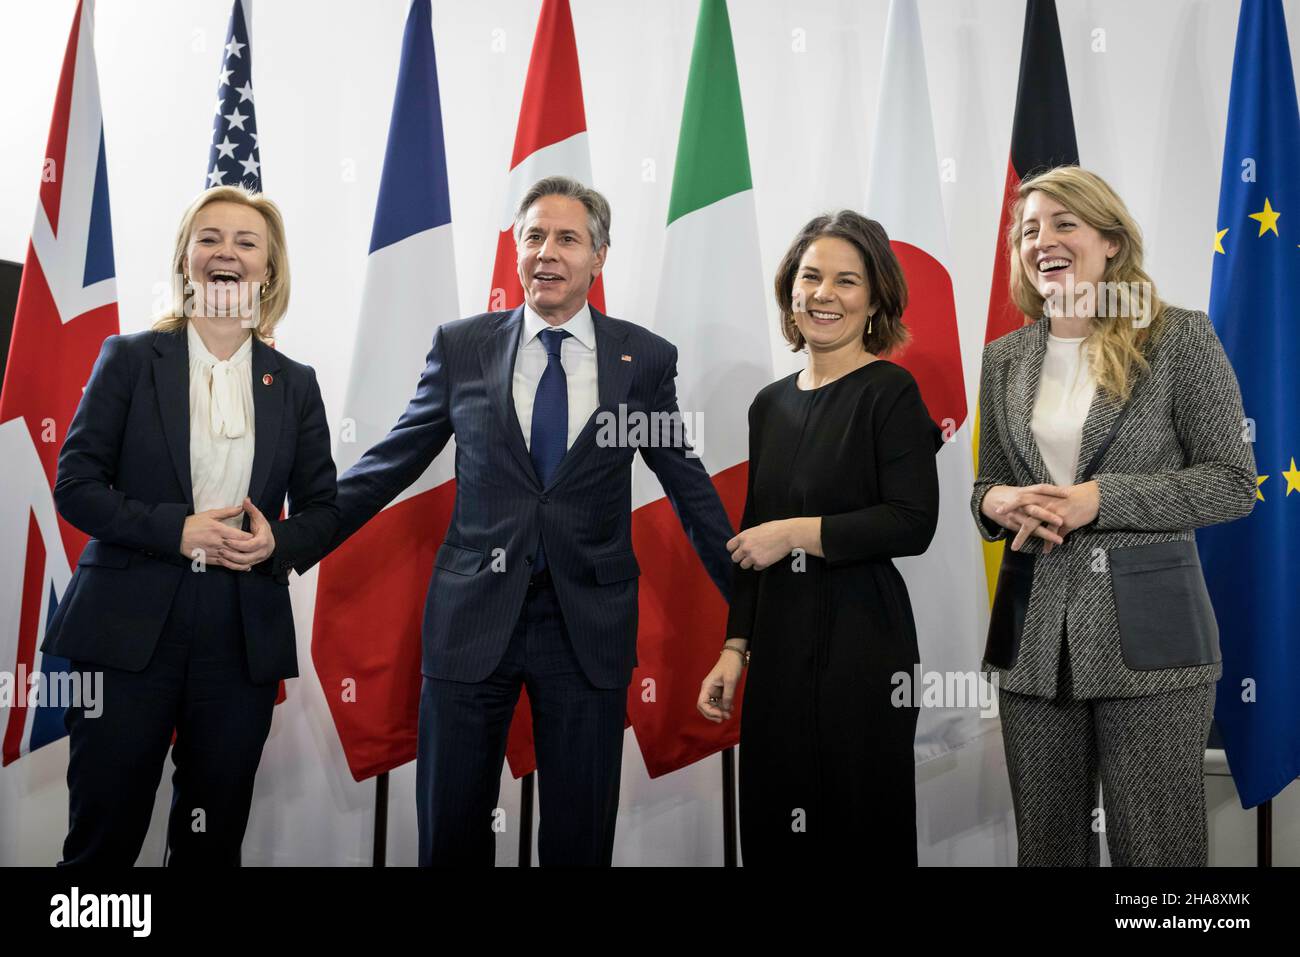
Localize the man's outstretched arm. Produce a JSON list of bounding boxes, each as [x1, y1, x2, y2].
[[638, 344, 736, 601], [294, 324, 455, 574]]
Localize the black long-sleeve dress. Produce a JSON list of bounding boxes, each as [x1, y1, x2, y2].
[[727, 358, 941, 865]]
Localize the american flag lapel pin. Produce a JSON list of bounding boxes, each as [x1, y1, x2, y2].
[[621, 354, 632, 362]]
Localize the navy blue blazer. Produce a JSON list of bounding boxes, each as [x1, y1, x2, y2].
[[308, 305, 734, 689], [42, 328, 339, 684]]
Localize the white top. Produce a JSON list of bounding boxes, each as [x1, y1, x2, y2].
[[187, 322, 255, 528], [512, 302, 599, 451], [1032, 333, 1097, 486]]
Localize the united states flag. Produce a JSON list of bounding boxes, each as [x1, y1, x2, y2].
[[207, 0, 261, 191]]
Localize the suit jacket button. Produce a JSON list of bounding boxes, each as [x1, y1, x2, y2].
[[539, 495, 549, 504], [525, 556, 534, 565]]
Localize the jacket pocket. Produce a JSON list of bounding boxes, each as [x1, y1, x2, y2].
[[1109, 540, 1220, 670], [984, 548, 1034, 669], [593, 550, 640, 585], [434, 542, 485, 576], [76, 540, 132, 568]]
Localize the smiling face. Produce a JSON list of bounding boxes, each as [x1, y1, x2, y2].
[[790, 237, 875, 354], [185, 200, 270, 319], [1019, 190, 1119, 308], [516, 194, 607, 323]]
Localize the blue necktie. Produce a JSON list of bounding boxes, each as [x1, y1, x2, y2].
[[529, 328, 570, 572]]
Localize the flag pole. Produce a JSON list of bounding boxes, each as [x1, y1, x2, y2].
[[372, 771, 388, 867], [518, 772, 535, 866], [1257, 800, 1272, 867], [721, 747, 737, 866]]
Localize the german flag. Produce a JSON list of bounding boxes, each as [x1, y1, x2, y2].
[[975, 0, 1078, 602], [986, 0, 1079, 342]]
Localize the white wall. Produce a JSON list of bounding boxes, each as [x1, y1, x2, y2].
[[1, 0, 1295, 866]]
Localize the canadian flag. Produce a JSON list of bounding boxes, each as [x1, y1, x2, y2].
[[865, 0, 987, 759], [491, 0, 606, 778]]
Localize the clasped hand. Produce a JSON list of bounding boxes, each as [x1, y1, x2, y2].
[[179, 497, 276, 571], [980, 481, 1100, 554]]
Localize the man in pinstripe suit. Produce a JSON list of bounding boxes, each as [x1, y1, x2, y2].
[[311, 176, 734, 866]]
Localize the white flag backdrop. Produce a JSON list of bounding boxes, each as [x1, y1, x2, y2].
[[0, 0, 1294, 865]]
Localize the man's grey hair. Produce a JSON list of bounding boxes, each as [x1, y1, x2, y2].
[[513, 175, 611, 250]]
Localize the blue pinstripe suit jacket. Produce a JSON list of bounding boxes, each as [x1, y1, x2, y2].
[[313, 304, 735, 689]]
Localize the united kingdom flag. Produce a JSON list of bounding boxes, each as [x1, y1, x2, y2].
[[0, 0, 118, 765], [207, 0, 261, 191]]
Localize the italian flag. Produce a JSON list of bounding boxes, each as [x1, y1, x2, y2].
[[626, 0, 772, 778]]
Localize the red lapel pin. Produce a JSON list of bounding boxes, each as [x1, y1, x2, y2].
[[262, 373, 273, 385]]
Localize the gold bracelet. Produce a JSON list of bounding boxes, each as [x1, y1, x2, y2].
[[721, 645, 749, 667]]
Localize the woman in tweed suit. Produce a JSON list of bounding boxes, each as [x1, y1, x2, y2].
[[971, 166, 1256, 866]]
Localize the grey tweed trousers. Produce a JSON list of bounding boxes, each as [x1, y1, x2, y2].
[[999, 640, 1216, 867]]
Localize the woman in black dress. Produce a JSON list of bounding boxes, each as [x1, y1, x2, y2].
[[697, 211, 940, 865]]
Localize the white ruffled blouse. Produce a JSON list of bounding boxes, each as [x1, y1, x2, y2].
[[187, 322, 255, 528]]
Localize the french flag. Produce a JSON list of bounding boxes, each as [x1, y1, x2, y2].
[[310, 0, 460, 781], [0, 0, 119, 766]]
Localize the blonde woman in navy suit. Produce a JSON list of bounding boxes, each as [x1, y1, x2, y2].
[[972, 167, 1256, 866], [43, 186, 338, 865]]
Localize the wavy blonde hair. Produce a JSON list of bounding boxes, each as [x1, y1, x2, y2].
[[1008, 166, 1166, 401], [153, 185, 290, 340]]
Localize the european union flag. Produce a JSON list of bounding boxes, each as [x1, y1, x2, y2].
[[1200, 0, 1300, 808]]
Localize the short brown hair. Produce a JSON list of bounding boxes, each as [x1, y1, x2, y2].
[[774, 210, 909, 355]]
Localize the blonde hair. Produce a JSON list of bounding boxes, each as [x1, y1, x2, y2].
[[153, 185, 290, 340], [1008, 166, 1165, 401]]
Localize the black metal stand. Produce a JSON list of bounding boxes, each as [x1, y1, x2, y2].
[[372, 771, 388, 867], [722, 747, 738, 867], [1257, 799, 1272, 867], [518, 771, 535, 867]]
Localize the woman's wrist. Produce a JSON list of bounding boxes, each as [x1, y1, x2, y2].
[[720, 644, 749, 668], [980, 485, 1009, 520], [784, 517, 821, 553]]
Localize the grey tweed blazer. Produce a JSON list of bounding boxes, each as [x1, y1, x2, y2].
[[971, 306, 1257, 698]]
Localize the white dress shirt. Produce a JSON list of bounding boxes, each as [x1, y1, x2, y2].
[[1032, 332, 1098, 486], [512, 302, 599, 451], [187, 322, 256, 528]]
